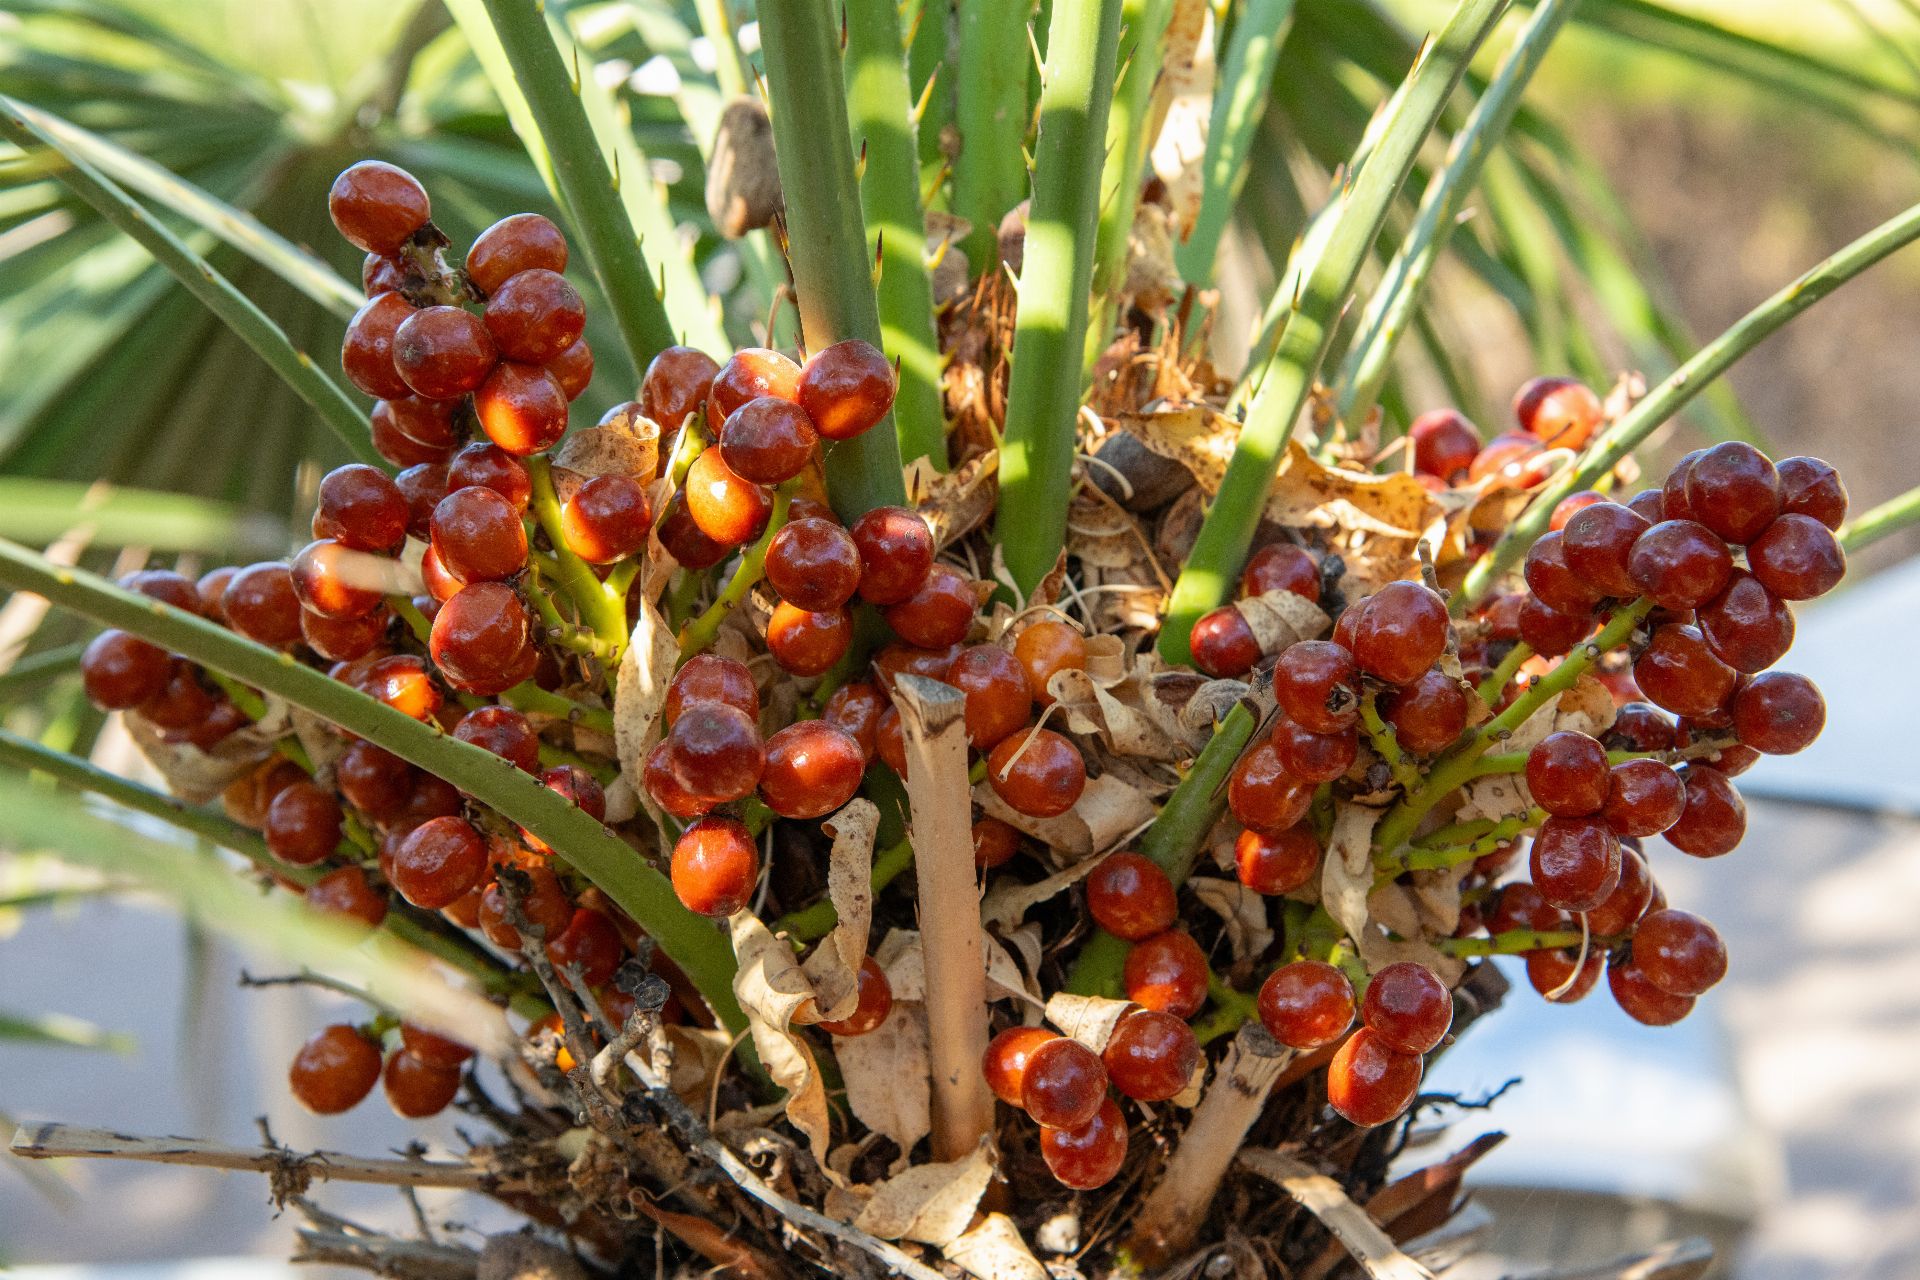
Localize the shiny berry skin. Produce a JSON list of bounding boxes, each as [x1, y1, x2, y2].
[[1227, 742, 1313, 834], [328, 161, 429, 254], [1684, 441, 1780, 544], [985, 727, 1086, 817], [342, 291, 416, 400], [1271, 717, 1357, 783], [1524, 531, 1603, 615], [464, 211, 566, 289], [1085, 852, 1178, 941], [1104, 1009, 1199, 1102], [1608, 960, 1694, 1026], [392, 305, 496, 400], [1516, 595, 1591, 657], [1468, 430, 1543, 488], [1609, 703, 1678, 753], [1257, 960, 1355, 1049], [684, 448, 773, 546], [227, 759, 304, 833], [1563, 502, 1651, 598], [447, 442, 531, 512], [656, 493, 729, 570], [395, 461, 451, 540], [1697, 570, 1793, 673], [306, 866, 388, 931], [665, 654, 761, 728], [1242, 543, 1321, 601], [1587, 841, 1656, 935], [873, 641, 963, 688], [1380, 670, 1468, 754], [356, 653, 444, 720], [1350, 581, 1450, 685], [383, 1049, 461, 1118], [195, 566, 237, 620], [431, 486, 527, 583], [759, 721, 865, 819], [81, 629, 171, 710], [561, 475, 651, 564], [1513, 375, 1603, 449], [1775, 456, 1847, 529], [222, 562, 304, 647], [315, 464, 408, 553], [824, 680, 886, 762], [546, 907, 624, 987], [798, 339, 896, 441], [670, 815, 761, 916], [766, 602, 852, 676], [392, 816, 488, 909], [453, 705, 540, 774], [1235, 825, 1320, 895], [1362, 962, 1451, 1054], [1527, 947, 1604, 1003], [483, 268, 584, 363], [1409, 409, 1482, 482], [292, 539, 387, 620], [400, 1023, 473, 1070], [547, 338, 593, 400], [720, 395, 820, 484], [1731, 671, 1824, 754], [1550, 490, 1606, 531], [1021, 1036, 1107, 1129], [1013, 620, 1088, 705], [1627, 520, 1733, 611], [641, 345, 721, 431], [874, 704, 909, 776], [982, 1026, 1058, 1104], [1633, 623, 1736, 719], [137, 660, 213, 730], [265, 782, 343, 867], [849, 506, 936, 605], [973, 816, 1022, 869], [363, 251, 406, 295], [946, 644, 1034, 750], [379, 395, 461, 453], [477, 865, 574, 950], [1530, 816, 1621, 912], [882, 563, 976, 648], [1633, 908, 1726, 996], [1190, 605, 1261, 677], [766, 518, 861, 611], [430, 582, 531, 696], [1659, 449, 1705, 520], [819, 957, 893, 1035], [475, 361, 568, 455], [665, 702, 764, 802], [1327, 1028, 1423, 1127], [1526, 731, 1610, 817], [1602, 759, 1685, 838], [289, 1023, 382, 1114], [1627, 488, 1668, 524], [1487, 882, 1566, 935], [1274, 640, 1360, 734], [643, 741, 710, 818], [337, 740, 415, 823], [1123, 929, 1209, 1018], [1040, 1096, 1128, 1190], [1747, 513, 1845, 600], [708, 347, 802, 427]]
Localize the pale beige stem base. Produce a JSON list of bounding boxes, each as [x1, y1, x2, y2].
[[9, 1122, 489, 1189]]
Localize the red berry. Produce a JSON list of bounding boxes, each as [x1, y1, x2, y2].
[[392, 816, 487, 909], [973, 816, 1023, 869], [1468, 431, 1544, 488], [945, 644, 1034, 750], [656, 492, 729, 569], [475, 361, 568, 455], [547, 337, 594, 400], [1524, 531, 1603, 615], [562, 475, 652, 564], [1361, 962, 1451, 1054], [985, 728, 1086, 817], [664, 702, 764, 802], [1085, 852, 1178, 941], [1039, 1095, 1129, 1189], [766, 518, 862, 611], [766, 602, 853, 676], [81, 629, 171, 710], [467, 212, 568, 291], [447, 442, 531, 512], [363, 251, 406, 295], [483, 268, 585, 363], [818, 957, 893, 1035], [1273, 640, 1360, 734], [1563, 502, 1651, 598], [1020, 1036, 1107, 1129], [328, 161, 429, 255], [1526, 731, 1610, 817], [1697, 570, 1793, 673], [824, 680, 887, 762], [721, 396, 820, 484], [453, 705, 541, 774], [1349, 581, 1449, 685], [289, 1023, 382, 1113], [665, 654, 761, 728], [1123, 929, 1208, 1018], [1271, 717, 1357, 783], [1633, 623, 1736, 719], [983, 1026, 1058, 1104], [401, 1023, 474, 1069], [1666, 765, 1745, 857], [337, 739, 416, 824], [342, 291, 416, 400], [1380, 670, 1468, 754], [1227, 742, 1313, 834], [1627, 520, 1733, 611], [1527, 947, 1604, 1003], [315, 464, 409, 553], [1747, 513, 1845, 600], [850, 506, 936, 605], [395, 461, 451, 540], [643, 741, 710, 819], [759, 721, 865, 819], [221, 563, 303, 648], [1013, 620, 1088, 705], [546, 906, 623, 986], [1632, 908, 1726, 996], [1103, 1009, 1199, 1102], [1529, 816, 1621, 912], [708, 347, 802, 427], [1190, 605, 1261, 677], [1609, 703, 1678, 752], [1409, 409, 1482, 482], [306, 866, 388, 931], [430, 582, 531, 695], [1608, 960, 1694, 1026], [882, 563, 976, 649], [266, 782, 343, 867], [1601, 759, 1685, 837], [1775, 456, 1847, 530], [393, 305, 496, 400], [1242, 543, 1321, 601], [1513, 376, 1602, 449], [684, 448, 773, 546], [1684, 441, 1780, 544], [1550, 490, 1606, 531], [797, 339, 896, 440], [355, 653, 445, 720], [1626, 488, 1668, 524], [138, 660, 214, 730], [292, 539, 387, 620], [1586, 841, 1656, 935], [1327, 1028, 1423, 1127], [1235, 824, 1320, 895], [641, 345, 722, 431], [1516, 595, 1592, 657], [431, 486, 528, 583], [1487, 882, 1566, 935], [383, 1049, 461, 1118], [1730, 671, 1824, 754], [1257, 959, 1354, 1049], [873, 641, 964, 689]]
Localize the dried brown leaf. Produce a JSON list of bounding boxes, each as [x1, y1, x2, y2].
[[800, 798, 880, 1022], [1044, 991, 1135, 1051], [944, 1212, 1049, 1280], [853, 1138, 995, 1245]]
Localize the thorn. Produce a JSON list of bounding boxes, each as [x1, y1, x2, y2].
[[1027, 23, 1044, 77], [610, 149, 621, 195], [903, 0, 925, 51], [871, 230, 885, 289], [840, 2, 850, 52], [911, 62, 942, 127], [925, 230, 955, 271], [855, 137, 868, 182], [569, 43, 583, 95]]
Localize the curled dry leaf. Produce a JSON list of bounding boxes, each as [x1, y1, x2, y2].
[[853, 1137, 996, 1245], [1236, 589, 1332, 653], [837, 929, 932, 1163], [728, 911, 833, 1166], [974, 773, 1158, 859], [1149, 0, 1216, 238], [907, 448, 998, 547], [980, 852, 1109, 933], [1044, 991, 1135, 1052], [551, 423, 657, 483], [122, 714, 272, 804], [944, 1212, 1050, 1280], [800, 798, 881, 1023], [1190, 876, 1275, 962], [612, 593, 679, 784]]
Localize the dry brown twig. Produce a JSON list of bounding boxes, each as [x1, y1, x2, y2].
[[7, 1122, 490, 1190]]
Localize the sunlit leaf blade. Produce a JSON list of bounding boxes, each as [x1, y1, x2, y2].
[[0, 1007, 133, 1053], [0, 478, 289, 555]]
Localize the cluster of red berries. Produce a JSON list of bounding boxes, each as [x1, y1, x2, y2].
[[287, 1020, 474, 1119], [1257, 959, 1452, 1126], [1409, 374, 1608, 498]]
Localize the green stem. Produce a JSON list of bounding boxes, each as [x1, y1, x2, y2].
[[1359, 687, 1422, 791], [991, 0, 1125, 597], [953, 0, 1035, 271], [1376, 808, 1542, 885], [1158, 0, 1507, 663], [1472, 748, 1659, 775], [0, 539, 743, 1031], [774, 836, 916, 944], [677, 487, 793, 660], [1477, 641, 1532, 706], [205, 671, 268, 721], [386, 594, 433, 647], [1458, 198, 1920, 613], [664, 568, 708, 632], [845, 0, 949, 471], [1840, 482, 1920, 552], [1085, 0, 1174, 365], [0, 479, 290, 559], [0, 97, 382, 469], [498, 683, 616, 735], [526, 456, 629, 659], [1438, 927, 1590, 958], [525, 561, 611, 660], [758, 0, 909, 521], [1192, 973, 1259, 1046]]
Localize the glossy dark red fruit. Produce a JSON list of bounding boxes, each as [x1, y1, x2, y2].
[[446, 442, 531, 512], [383, 1049, 462, 1118], [1327, 1028, 1423, 1127], [430, 582, 531, 696], [818, 957, 893, 1035], [1586, 842, 1655, 935], [337, 739, 415, 824], [466, 212, 568, 294], [1730, 671, 1825, 754], [1409, 409, 1482, 482], [664, 702, 765, 803], [945, 644, 1034, 750], [1242, 543, 1321, 601], [1608, 960, 1695, 1026], [1012, 620, 1088, 705], [1039, 1096, 1128, 1190], [655, 492, 729, 570], [1524, 531, 1604, 615], [395, 461, 451, 540], [355, 653, 444, 720], [476, 865, 574, 950], [545, 906, 623, 986], [432, 485, 528, 583], [664, 654, 760, 729], [305, 866, 388, 930], [640, 345, 722, 431], [850, 506, 936, 605], [315, 464, 409, 553], [882, 563, 976, 649], [973, 816, 1023, 869], [1349, 581, 1449, 685], [328, 161, 429, 255], [985, 728, 1086, 817], [1529, 816, 1622, 912], [1085, 852, 1178, 941], [223, 562, 305, 648], [265, 782, 343, 867], [1684, 441, 1780, 544], [1234, 825, 1320, 895], [1513, 376, 1602, 449], [1020, 1036, 1107, 1130], [1627, 520, 1733, 611], [1103, 1009, 1199, 1102], [1516, 595, 1592, 657], [289, 1023, 382, 1114], [475, 361, 568, 455], [983, 1026, 1058, 1105], [1361, 962, 1451, 1054], [1633, 624, 1737, 719], [391, 815, 488, 909], [683, 448, 773, 546], [547, 337, 594, 399], [766, 518, 862, 612], [1190, 605, 1261, 677], [1525, 731, 1610, 817], [1257, 960, 1354, 1049], [1632, 908, 1727, 996], [1273, 640, 1360, 734], [1775, 456, 1847, 530], [1697, 570, 1794, 674], [1381, 670, 1468, 754], [483, 268, 585, 363], [720, 395, 819, 484], [759, 721, 865, 819], [342, 291, 416, 400], [393, 305, 496, 400], [797, 339, 896, 440], [765, 602, 852, 676], [1527, 947, 1604, 1003], [1747, 513, 1845, 600], [1271, 717, 1357, 783], [291, 538, 388, 620], [81, 629, 171, 710], [561, 475, 651, 564], [1601, 759, 1686, 838], [707, 347, 802, 427], [1228, 742, 1314, 834], [453, 705, 541, 774], [1563, 502, 1651, 598], [1665, 766, 1746, 858], [1123, 929, 1208, 1018]]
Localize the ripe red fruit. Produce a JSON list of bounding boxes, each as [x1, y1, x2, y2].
[[640, 345, 722, 431], [1085, 852, 1178, 941], [477, 866, 574, 950], [1103, 1009, 1199, 1102], [1361, 962, 1451, 1054], [708, 347, 802, 427], [1633, 623, 1737, 718], [759, 721, 865, 819], [798, 339, 896, 440], [1242, 543, 1321, 601], [1380, 670, 1468, 754], [546, 337, 593, 400], [1021, 1036, 1107, 1130], [81, 629, 171, 710], [337, 740, 415, 823], [665, 654, 761, 728], [1516, 595, 1592, 657], [1273, 640, 1360, 734], [466, 212, 567, 293], [453, 705, 541, 774], [985, 727, 1086, 817], [822, 681, 885, 764], [765, 602, 853, 676], [873, 641, 964, 688], [1527, 947, 1604, 1003], [483, 268, 585, 363], [1530, 816, 1622, 912], [315, 464, 408, 553], [684, 448, 773, 546], [266, 782, 343, 867], [983, 1026, 1058, 1104], [1524, 531, 1604, 615], [1409, 409, 1482, 482], [545, 906, 624, 986], [561, 475, 652, 564], [1609, 703, 1678, 752], [1666, 765, 1745, 857], [1349, 581, 1450, 685], [393, 305, 496, 399], [1633, 908, 1727, 997], [383, 1049, 461, 1118], [342, 291, 417, 401], [400, 1023, 474, 1070], [1271, 717, 1357, 783], [363, 250, 406, 295], [430, 582, 531, 696], [447, 442, 531, 512], [1013, 620, 1088, 705], [1228, 742, 1313, 834], [1257, 960, 1355, 1049], [1627, 520, 1733, 611], [1586, 841, 1655, 935], [1526, 731, 1610, 817], [664, 702, 765, 802], [1684, 441, 1780, 544], [1730, 671, 1825, 754], [1235, 825, 1320, 895], [1513, 376, 1602, 449], [973, 816, 1022, 869], [1747, 513, 1845, 600], [1468, 430, 1545, 488], [328, 161, 429, 255], [355, 653, 445, 720], [1775, 456, 1847, 530], [643, 741, 709, 819], [289, 1023, 382, 1114], [1327, 1028, 1424, 1127], [1660, 449, 1706, 521], [1627, 488, 1668, 524], [475, 361, 568, 455], [392, 816, 488, 909], [1487, 882, 1566, 935], [655, 493, 729, 570], [1190, 605, 1261, 677], [1697, 570, 1794, 673], [766, 518, 862, 612], [720, 396, 820, 484], [818, 957, 893, 1035], [882, 563, 976, 649], [395, 461, 451, 541], [1124, 929, 1209, 1018], [1550, 490, 1606, 532], [431, 486, 528, 583], [1040, 1095, 1129, 1189], [1563, 502, 1651, 598], [223, 562, 305, 647], [850, 506, 936, 605], [291, 538, 388, 620], [296, 596, 385, 661], [1601, 760, 1686, 838], [1608, 960, 1695, 1026], [377, 395, 460, 453], [305, 865, 388, 930], [944, 644, 1034, 750]]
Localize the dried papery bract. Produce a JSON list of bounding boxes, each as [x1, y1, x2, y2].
[[891, 674, 995, 1161]]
